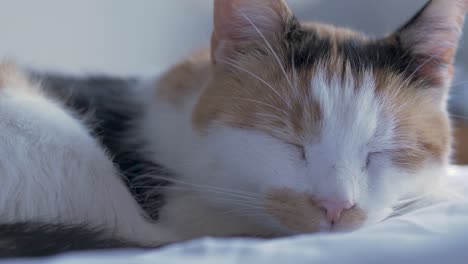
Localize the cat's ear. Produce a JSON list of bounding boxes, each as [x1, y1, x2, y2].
[[397, 0, 468, 85], [211, 0, 292, 64]]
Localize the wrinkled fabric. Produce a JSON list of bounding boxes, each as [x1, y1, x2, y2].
[[6, 167, 468, 264]]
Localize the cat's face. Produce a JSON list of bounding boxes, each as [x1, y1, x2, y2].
[[192, 0, 465, 235]]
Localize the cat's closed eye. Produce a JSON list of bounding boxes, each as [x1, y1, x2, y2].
[[289, 143, 306, 160]]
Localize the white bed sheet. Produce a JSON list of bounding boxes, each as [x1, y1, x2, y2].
[[6, 166, 468, 264]]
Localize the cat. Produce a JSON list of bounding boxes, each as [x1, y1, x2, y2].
[[0, 0, 466, 257]]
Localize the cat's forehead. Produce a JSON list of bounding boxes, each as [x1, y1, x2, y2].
[[194, 34, 409, 141], [300, 22, 366, 42], [194, 22, 415, 135], [287, 21, 410, 82]]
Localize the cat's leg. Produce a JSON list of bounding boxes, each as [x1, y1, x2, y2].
[[0, 64, 178, 245]]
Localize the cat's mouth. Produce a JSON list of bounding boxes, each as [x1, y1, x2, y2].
[[264, 188, 367, 234]]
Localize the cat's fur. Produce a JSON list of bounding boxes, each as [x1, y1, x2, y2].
[[0, 0, 466, 257]]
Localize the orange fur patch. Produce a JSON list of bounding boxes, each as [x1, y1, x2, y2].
[[156, 50, 212, 108], [374, 72, 451, 170], [192, 51, 323, 145]]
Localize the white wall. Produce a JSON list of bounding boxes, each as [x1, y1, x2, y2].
[[1, 0, 458, 76], [0, 0, 211, 75]]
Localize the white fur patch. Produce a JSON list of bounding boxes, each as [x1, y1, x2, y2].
[[0, 85, 177, 244]]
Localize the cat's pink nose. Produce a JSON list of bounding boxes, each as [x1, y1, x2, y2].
[[319, 200, 355, 223]]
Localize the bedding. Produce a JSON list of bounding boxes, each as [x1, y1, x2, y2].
[[5, 166, 468, 264]]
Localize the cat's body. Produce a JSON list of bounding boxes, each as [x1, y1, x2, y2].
[[0, 0, 467, 257]]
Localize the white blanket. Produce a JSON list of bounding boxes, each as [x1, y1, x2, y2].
[[6, 166, 468, 264]]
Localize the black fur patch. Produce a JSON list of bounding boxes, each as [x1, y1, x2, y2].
[[34, 73, 172, 220], [281, 18, 434, 86], [0, 223, 138, 258], [285, 25, 333, 71], [337, 38, 415, 78]]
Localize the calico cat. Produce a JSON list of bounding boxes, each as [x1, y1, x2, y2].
[[0, 0, 466, 257]]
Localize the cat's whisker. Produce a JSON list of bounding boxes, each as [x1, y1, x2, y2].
[[255, 112, 287, 121], [139, 187, 267, 211], [214, 200, 265, 211], [135, 164, 271, 199], [141, 190, 266, 209], [401, 50, 419, 77], [388, 185, 463, 218], [290, 50, 303, 104], [141, 175, 271, 199], [217, 207, 270, 221], [218, 59, 292, 111], [206, 95, 289, 117], [219, 207, 263, 216], [450, 114, 468, 121], [238, 11, 295, 111], [203, 196, 265, 208], [139, 186, 260, 203], [139, 185, 268, 204], [405, 53, 442, 83], [450, 80, 468, 89]]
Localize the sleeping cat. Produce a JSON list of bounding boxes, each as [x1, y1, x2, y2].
[[0, 0, 466, 257]]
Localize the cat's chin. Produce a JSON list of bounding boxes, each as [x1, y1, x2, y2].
[[328, 223, 364, 233], [210, 215, 372, 239], [234, 226, 362, 239], [259, 220, 365, 237]]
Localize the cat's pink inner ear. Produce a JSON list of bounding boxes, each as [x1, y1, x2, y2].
[[211, 0, 291, 63], [400, 0, 468, 66]]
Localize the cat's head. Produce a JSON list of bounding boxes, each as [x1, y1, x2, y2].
[[192, 0, 467, 234]]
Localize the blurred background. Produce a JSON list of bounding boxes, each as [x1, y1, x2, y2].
[[0, 0, 466, 164]]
